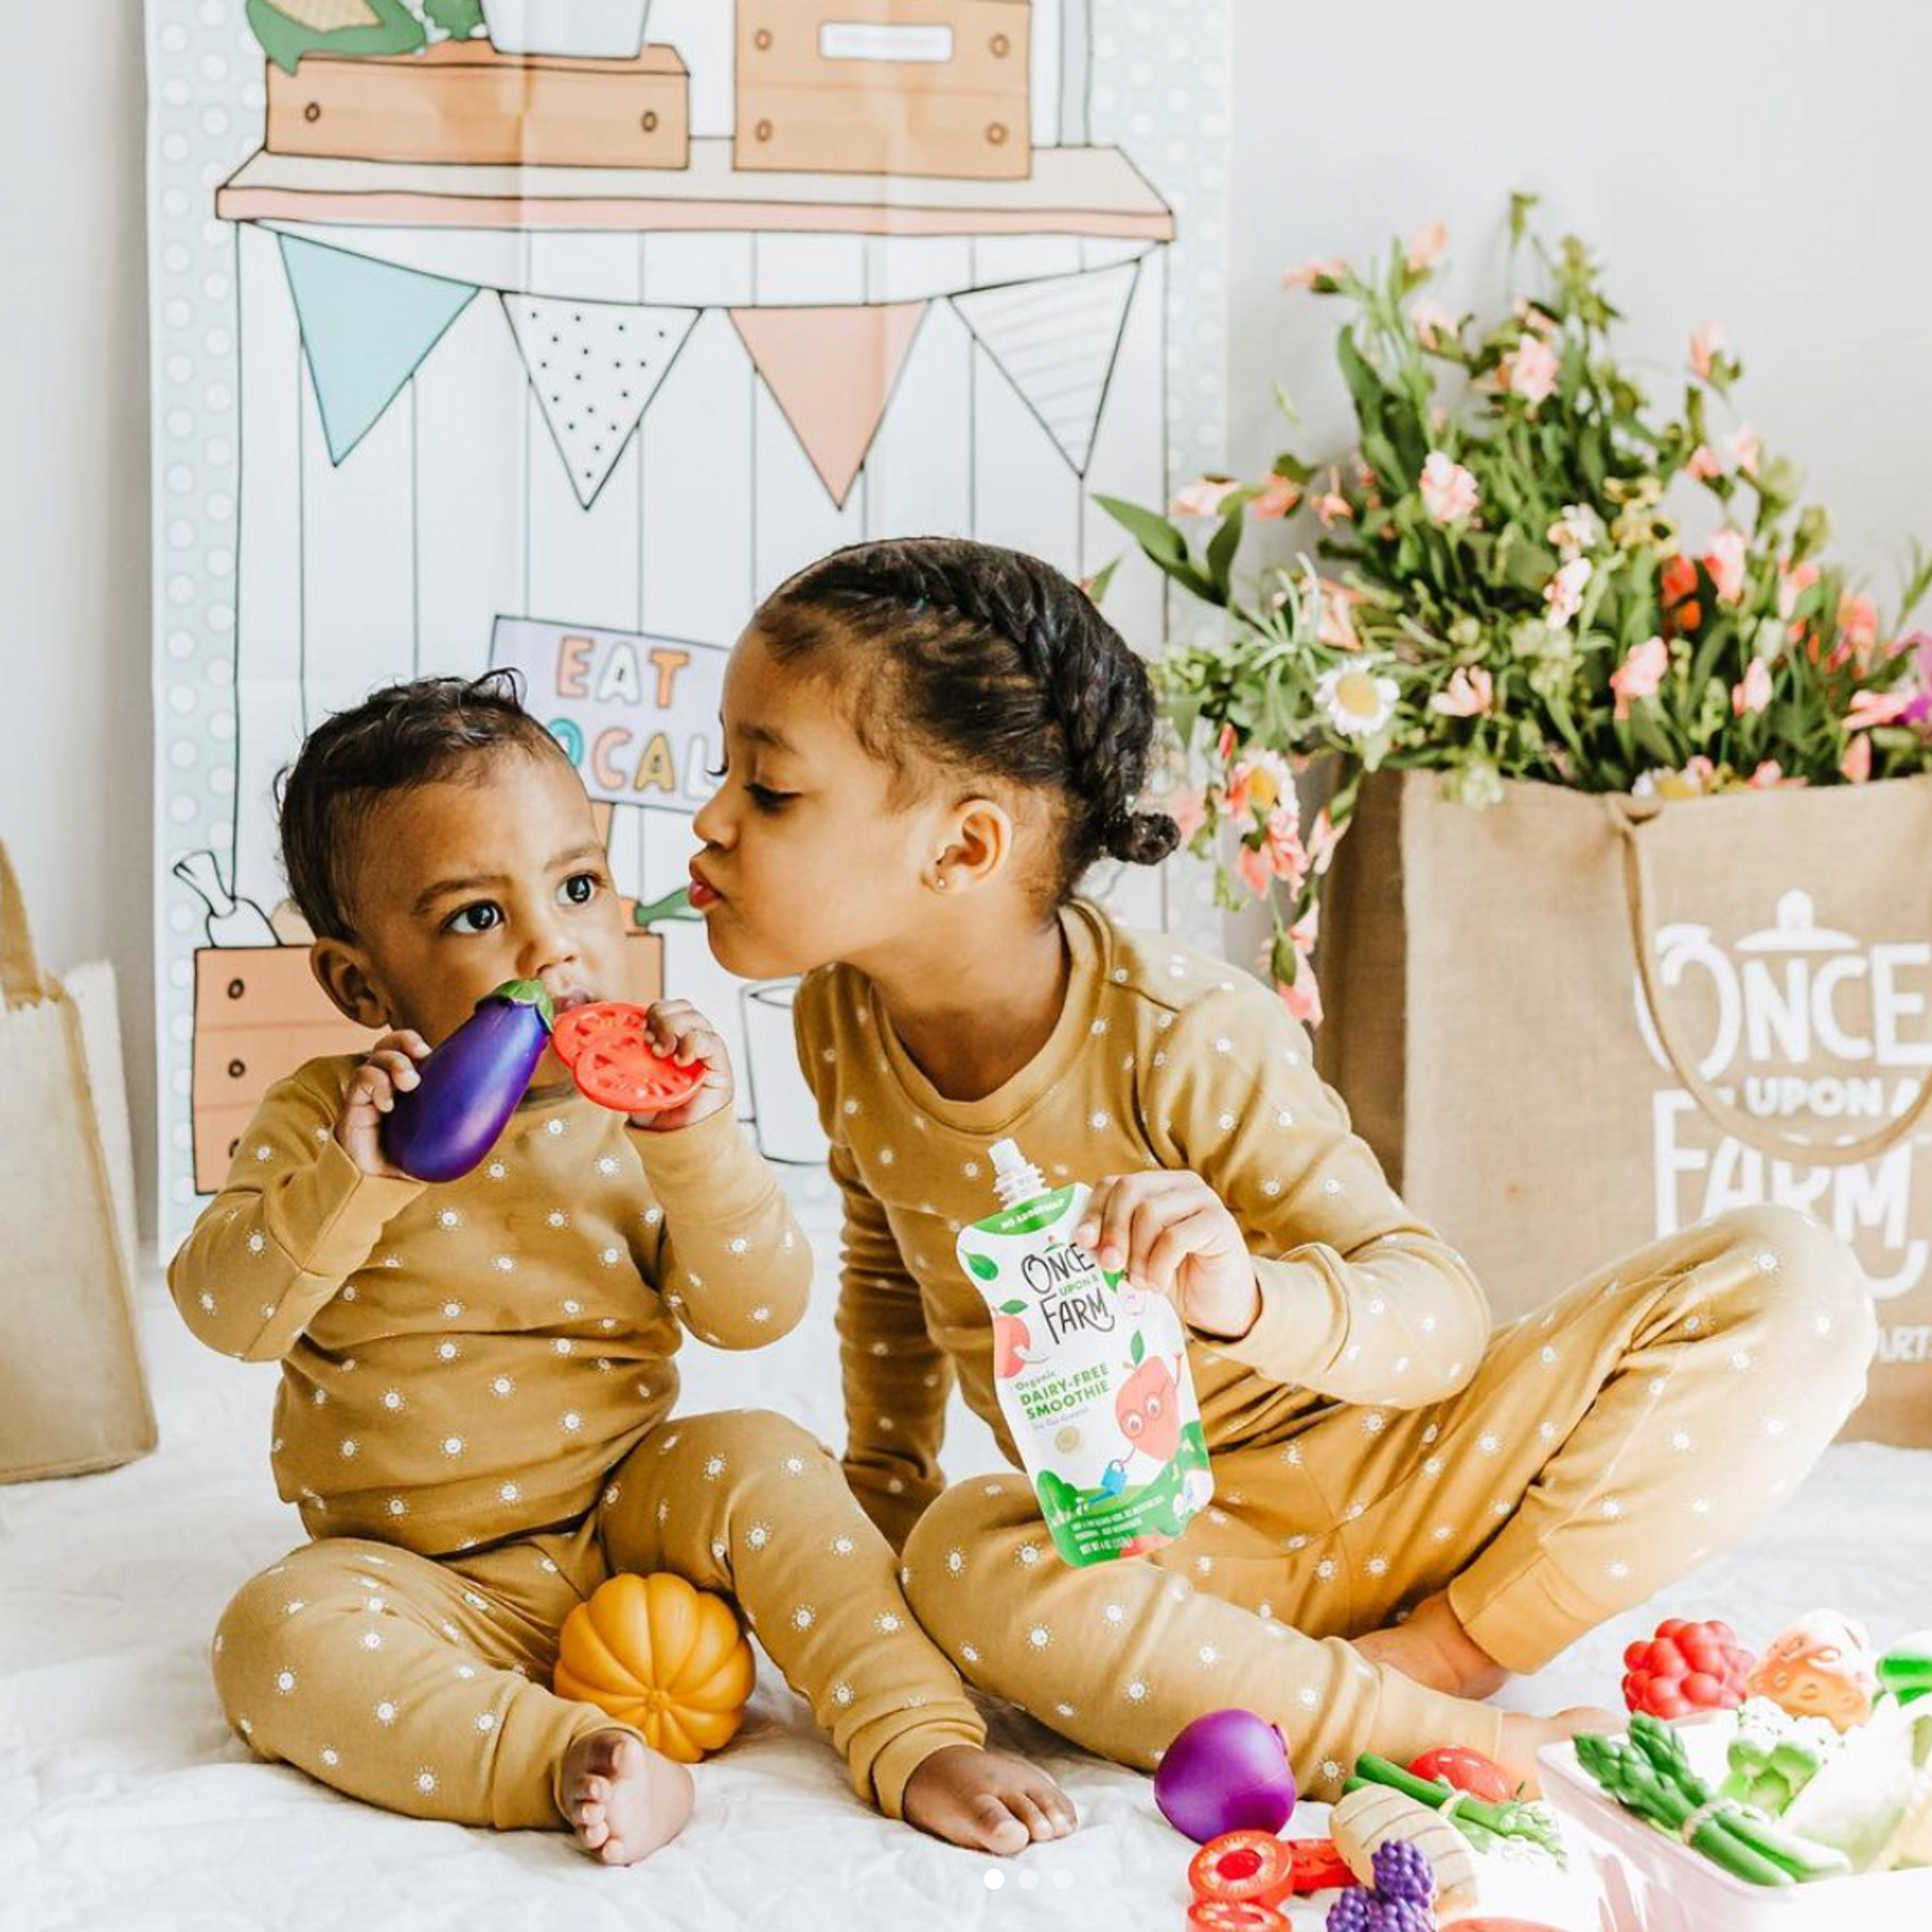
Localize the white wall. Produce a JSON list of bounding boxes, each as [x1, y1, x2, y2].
[[1227, 0, 1932, 596], [0, 1, 155, 1241], [6, 0, 1932, 1254]]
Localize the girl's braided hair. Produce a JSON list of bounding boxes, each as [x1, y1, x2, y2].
[[756, 537, 1180, 902]]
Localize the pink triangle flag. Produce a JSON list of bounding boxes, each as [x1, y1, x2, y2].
[[731, 301, 927, 509]]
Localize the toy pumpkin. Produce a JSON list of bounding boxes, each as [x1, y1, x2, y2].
[[554, 1572, 755, 1763]]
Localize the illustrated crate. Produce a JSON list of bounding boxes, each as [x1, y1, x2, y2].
[[266, 41, 691, 170], [191, 934, 665, 1193], [735, 0, 1031, 180]]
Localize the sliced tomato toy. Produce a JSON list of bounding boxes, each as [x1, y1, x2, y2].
[[572, 1038, 705, 1116], [1185, 1902, 1286, 1932], [551, 1000, 652, 1069], [1189, 1831, 1294, 1908], [1408, 1744, 1516, 1804], [1284, 1837, 1356, 1894]]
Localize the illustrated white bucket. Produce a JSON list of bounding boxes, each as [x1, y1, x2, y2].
[[742, 982, 828, 1167], [481, 0, 653, 59]]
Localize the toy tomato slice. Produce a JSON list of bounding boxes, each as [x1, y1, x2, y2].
[[572, 1038, 705, 1116], [1408, 1744, 1516, 1804], [1185, 1902, 1286, 1932], [551, 1000, 653, 1069], [1284, 1837, 1356, 1894], [1189, 1831, 1294, 1908]]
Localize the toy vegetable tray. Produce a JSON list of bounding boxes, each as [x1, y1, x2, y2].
[[1540, 1738, 1932, 1932]]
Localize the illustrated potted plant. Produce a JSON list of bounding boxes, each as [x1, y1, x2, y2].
[[479, 0, 654, 58]]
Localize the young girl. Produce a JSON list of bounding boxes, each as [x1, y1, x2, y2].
[[687, 535, 1875, 1796]]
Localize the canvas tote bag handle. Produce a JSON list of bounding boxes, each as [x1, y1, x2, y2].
[[1611, 796, 1932, 1167], [0, 837, 47, 1007]]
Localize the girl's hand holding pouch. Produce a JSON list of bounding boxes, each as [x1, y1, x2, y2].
[[1074, 1172, 1261, 1341]]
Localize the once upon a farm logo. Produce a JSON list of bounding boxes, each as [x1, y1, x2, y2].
[[1635, 891, 1932, 1358]]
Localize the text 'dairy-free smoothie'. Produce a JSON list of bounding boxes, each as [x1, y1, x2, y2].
[[956, 1138, 1212, 1567]]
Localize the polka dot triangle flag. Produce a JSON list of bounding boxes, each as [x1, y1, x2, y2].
[[502, 294, 700, 509]]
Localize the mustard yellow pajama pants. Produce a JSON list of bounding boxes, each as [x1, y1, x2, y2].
[[212, 1409, 983, 1831], [902, 1207, 1874, 1798]]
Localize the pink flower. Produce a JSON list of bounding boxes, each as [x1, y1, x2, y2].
[[1845, 687, 1915, 732], [1544, 556, 1593, 630], [1305, 807, 1343, 876], [1685, 444, 1724, 482], [1778, 558, 1822, 632], [1157, 786, 1207, 842], [1498, 333, 1561, 408], [1611, 635, 1670, 720], [1727, 425, 1762, 477], [1260, 809, 1309, 892], [1313, 467, 1355, 527], [1748, 760, 1802, 791], [1315, 580, 1362, 651], [1277, 968, 1324, 1029], [1172, 477, 1238, 519], [1216, 722, 1238, 765], [1411, 298, 1457, 348], [1429, 665, 1495, 717], [1235, 843, 1275, 900], [1405, 220, 1448, 271], [1513, 297, 1558, 340], [1419, 451, 1479, 526], [1901, 631, 1932, 727], [1288, 902, 1320, 958], [1250, 474, 1302, 521], [1283, 256, 1347, 292], [1842, 732, 1874, 784], [1704, 529, 1749, 606], [1690, 319, 1727, 380], [1838, 593, 1881, 665], [1733, 657, 1773, 716]]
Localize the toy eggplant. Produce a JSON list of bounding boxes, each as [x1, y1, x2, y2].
[[381, 979, 555, 1182]]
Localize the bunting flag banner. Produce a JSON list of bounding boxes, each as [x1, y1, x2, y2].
[[278, 233, 477, 463], [952, 259, 1139, 474], [730, 301, 928, 509], [501, 293, 700, 509]]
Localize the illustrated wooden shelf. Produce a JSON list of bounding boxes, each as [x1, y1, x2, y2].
[[216, 139, 1174, 240]]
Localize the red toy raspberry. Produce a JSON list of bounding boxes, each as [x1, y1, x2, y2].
[[1622, 1616, 1755, 1718]]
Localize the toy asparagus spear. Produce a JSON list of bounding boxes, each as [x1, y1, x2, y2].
[[382, 979, 555, 1182]]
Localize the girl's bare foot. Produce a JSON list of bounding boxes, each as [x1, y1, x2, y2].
[[560, 1727, 695, 1865], [1496, 1707, 1625, 1797], [1354, 1590, 1511, 1700], [901, 1744, 1079, 1856]]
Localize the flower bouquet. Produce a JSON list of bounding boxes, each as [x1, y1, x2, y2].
[[1103, 196, 1932, 1023]]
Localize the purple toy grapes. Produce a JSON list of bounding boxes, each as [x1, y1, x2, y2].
[[1364, 1902, 1433, 1932], [1325, 1890, 1375, 1932], [1369, 1838, 1435, 1907]]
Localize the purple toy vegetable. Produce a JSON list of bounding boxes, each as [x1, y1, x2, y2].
[[1155, 1707, 1298, 1843], [381, 978, 555, 1182]]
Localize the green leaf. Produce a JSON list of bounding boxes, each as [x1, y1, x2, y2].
[[1206, 493, 1254, 596], [1130, 1331, 1147, 1367], [1084, 554, 1123, 606], [963, 1252, 998, 1281], [996, 1297, 1029, 1315], [1096, 495, 1191, 569], [247, 0, 426, 72]]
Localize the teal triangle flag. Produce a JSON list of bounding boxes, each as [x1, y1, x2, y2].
[[280, 236, 477, 464]]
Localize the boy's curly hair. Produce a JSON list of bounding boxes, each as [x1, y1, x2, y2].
[[276, 670, 566, 940]]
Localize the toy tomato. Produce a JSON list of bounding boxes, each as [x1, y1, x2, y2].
[[552, 1000, 705, 1116], [1189, 1831, 1294, 1908], [1408, 1745, 1515, 1804], [1623, 1616, 1754, 1719], [1285, 1837, 1356, 1894], [1185, 1902, 1286, 1932]]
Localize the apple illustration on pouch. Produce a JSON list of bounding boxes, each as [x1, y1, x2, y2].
[[993, 1302, 1035, 1379], [1116, 1345, 1182, 1462]]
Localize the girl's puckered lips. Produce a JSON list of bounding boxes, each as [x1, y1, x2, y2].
[[688, 862, 723, 911]]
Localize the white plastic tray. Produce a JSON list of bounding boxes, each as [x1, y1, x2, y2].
[[1540, 1737, 1932, 1932]]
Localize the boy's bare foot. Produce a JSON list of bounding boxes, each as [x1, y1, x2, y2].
[[902, 1744, 1079, 1856], [560, 1727, 695, 1865], [1496, 1707, 1626, 1797], [1354, 1590, 1512, 1700]]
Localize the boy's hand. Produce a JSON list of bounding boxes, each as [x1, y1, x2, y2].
[[334, 1031, 432, 1180], [1073, 1171, 1260, 1341], [629, 998, 733, 1133]]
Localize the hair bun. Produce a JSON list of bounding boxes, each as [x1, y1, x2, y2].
[[1105, 808, 1182, 868]]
